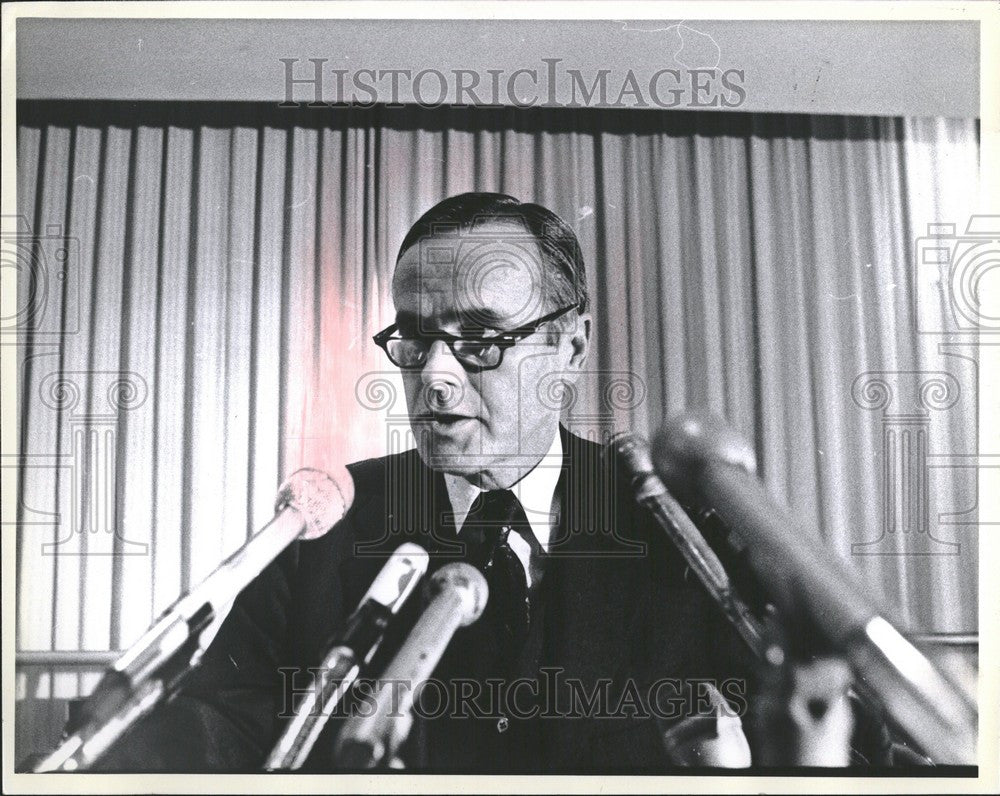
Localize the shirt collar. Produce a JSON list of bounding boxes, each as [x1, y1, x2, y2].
[[443, 429, 563, 553]]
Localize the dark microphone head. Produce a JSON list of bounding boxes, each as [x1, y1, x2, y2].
[[651, 412, 757, 503], [274, 465, 355, 540], [608, 431, 655, 476], [427, 563, 489, 627]]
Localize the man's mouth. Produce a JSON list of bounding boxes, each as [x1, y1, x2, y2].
[[415, 412, 476, 427]]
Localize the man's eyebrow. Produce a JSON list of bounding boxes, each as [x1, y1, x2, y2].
[[395, 310, 419, 328]]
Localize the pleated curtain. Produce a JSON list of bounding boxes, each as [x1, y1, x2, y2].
[[15, 103, 979, 703]]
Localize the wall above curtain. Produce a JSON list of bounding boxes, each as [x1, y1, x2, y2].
[[15, 18, 979, 118]]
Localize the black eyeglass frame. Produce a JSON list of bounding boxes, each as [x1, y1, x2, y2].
[[373, 302, 582, 372]]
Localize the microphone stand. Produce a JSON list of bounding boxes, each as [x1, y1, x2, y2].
[[334, 563, 488, 769], [610, 432, 766, 658]]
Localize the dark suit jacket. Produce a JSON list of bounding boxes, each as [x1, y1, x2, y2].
[[93, 426, 889, 772]]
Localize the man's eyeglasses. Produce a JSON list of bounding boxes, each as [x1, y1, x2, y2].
[[373, 303, 580, 373]]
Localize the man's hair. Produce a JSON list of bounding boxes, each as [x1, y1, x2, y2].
[[396, 193, 590, 322]]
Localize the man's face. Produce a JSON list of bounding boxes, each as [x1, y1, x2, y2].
[[391, 220, 590, 489]]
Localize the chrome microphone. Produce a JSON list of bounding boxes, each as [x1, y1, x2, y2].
[[264, 543, 429, 771], [35, 466, 355, 773], [334, 562, 489, 769]]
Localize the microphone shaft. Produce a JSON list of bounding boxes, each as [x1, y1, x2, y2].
[[264, 601, 392, 770], [381, 585, 465, 690], [35, 508, 306, 773], [632, 466, 765, 658], [335, 583, 468, 768], [36, 680, 167, 772], [264, 648, 360, 770], [118, 509, 303, 683], [264, 543, 428, 770], [702, 463, 875, 645]]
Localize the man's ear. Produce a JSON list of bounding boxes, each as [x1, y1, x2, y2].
[[564, 312, 591, 373]]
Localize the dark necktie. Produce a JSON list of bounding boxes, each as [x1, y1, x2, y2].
[[462, 489, 545, 655]]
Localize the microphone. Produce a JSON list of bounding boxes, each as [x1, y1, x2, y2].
[[650, 411, 977, 765], [334, 562, 489, 769], [35, 466, 355, 773], [659, 682, 752, 767], [609, 432, 764, 658], [264, 542, 430, 771]]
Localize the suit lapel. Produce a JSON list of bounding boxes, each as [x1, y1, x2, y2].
[[544, 427, 649, 766]]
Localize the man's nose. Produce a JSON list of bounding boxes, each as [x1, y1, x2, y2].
[[420, 339, 466, 405]]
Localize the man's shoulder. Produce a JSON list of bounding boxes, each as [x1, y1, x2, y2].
[[342, 447, 441, 547], [560, 426, 604, 454], [345, 447, 425, 496]]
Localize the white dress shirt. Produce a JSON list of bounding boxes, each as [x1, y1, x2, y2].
[[443, 430, 563, 589]]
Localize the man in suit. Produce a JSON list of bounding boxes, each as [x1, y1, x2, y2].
[[92, 192, 890, 771]]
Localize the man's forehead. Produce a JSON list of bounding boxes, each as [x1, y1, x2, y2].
[[394, 305, 509, 329], [396, 221, 542, 273], [392, 220, 546, 323]]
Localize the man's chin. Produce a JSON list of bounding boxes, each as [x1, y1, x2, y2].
[[413, 430, 473, 469], [412, 437, 536, 489], [414, 441, 484, 476]]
